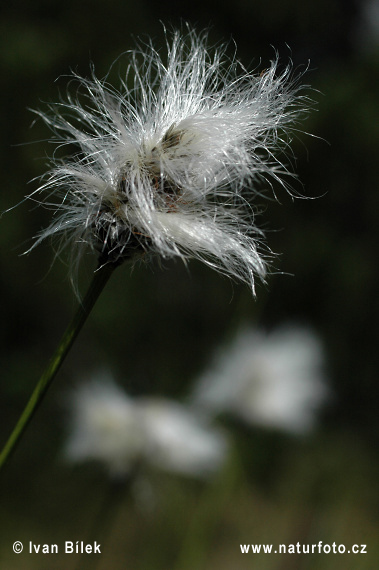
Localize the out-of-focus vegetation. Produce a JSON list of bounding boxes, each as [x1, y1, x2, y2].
[[0, 1, 378, 568]]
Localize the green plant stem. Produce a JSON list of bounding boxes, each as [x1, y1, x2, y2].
[[0, 262, 116, 472]]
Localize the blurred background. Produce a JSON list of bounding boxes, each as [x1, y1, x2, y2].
[[0, 0, 378, 568]]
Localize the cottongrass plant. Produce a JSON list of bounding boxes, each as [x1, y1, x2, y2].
[[65, 374, 227, 478], [192, 324, 329, 434], [0, 27, 309, 469], [64, 374, 228, 566], [28, 29, 308, 290]]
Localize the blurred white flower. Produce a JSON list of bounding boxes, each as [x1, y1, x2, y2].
[[137, 398, 227, 477], [65, 374, 227, 477], [192, 325, 329, 434], [28, 27, 309, 293], [65, 378, 145, 475]]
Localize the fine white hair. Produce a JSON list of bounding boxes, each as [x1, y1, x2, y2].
[[27, 27, 310, 293]]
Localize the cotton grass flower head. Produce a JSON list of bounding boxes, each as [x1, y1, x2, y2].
[[65, 374, 227, 478], [65, 377, 145, 476], [192, 325, 329, 434], [136, 397, 227, 477], [28, 27, 309, 293]]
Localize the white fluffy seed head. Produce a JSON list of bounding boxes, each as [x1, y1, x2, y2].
[[65, 374, 228, 478], [192, 324, 329, 434], [27, 28, 310, 293]]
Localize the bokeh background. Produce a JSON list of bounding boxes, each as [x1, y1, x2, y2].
[[0, 1, 378, 568]]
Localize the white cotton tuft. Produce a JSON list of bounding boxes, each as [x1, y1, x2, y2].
[[25, 27, 310, 293], [136, 398, 228, 477], [64, 374, 228, 478], [192, 324, 330, 435], [65, 376, 145, 476]]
